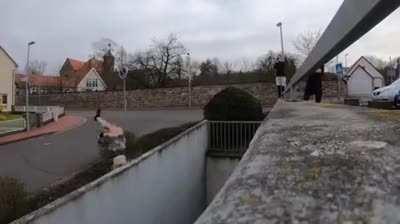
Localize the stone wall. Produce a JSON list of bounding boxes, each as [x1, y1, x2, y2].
[[16, 81, 343, 109], [17, 83, 278, 109]]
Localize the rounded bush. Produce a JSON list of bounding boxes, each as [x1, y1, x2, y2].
[[204, 87, 264, 121], [0, 177, 29, 223]]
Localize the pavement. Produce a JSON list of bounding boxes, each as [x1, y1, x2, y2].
[[196, 101, 400, 224], [0, 109, 202, 192], [0, 116, 84, 145]]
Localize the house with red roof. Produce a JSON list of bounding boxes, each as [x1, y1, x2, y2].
[[15, 74, 60, 95], [15, 50, 116, 95], [59, 50, 115, 92]]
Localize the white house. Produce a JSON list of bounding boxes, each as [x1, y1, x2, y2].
[[346, 56, 384, 97], [0, 46, 17, 111], [77, 68, 107, 92], [61, 58, 107, 92]]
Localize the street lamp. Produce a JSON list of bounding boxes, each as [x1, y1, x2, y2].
[[345, 53, 349, 68], [25, 41, 35, 131], [276, 22, 285, 58], [276, 22, 287, 98]]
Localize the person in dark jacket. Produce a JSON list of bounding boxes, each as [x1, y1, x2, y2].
[[274, 55, 287, 97], [304, 66, 324, 103]]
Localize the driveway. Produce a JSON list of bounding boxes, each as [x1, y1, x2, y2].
[[0, 109, 203, 192]]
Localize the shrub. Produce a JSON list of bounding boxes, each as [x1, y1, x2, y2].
[[204, 87, 264, 121], [125, 122, 198, 159], [0, 177, 29, 223], [125, 131, 137, 150]]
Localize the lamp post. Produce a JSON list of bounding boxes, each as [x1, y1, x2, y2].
[[186, 53, 192, 108], [118, 46, 128, 112], [276, 22, 285, 58], [276, 22, 287, 98], [25, 41, 35, 131]]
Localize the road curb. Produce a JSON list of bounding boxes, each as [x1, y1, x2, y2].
[[0, 131, 57, 146], [0, 116, 87, 146]]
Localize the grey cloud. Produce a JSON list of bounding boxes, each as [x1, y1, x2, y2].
[[1, 0, 399, 73]]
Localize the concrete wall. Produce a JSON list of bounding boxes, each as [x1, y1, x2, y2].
[[206, 157, 240, 204], [14, 121, 208, 224], [291, 78, 346, 102]]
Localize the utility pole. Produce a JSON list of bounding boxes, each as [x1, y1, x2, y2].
[[336, 55, 342, 100], [118, 45, 128, 112], [186, 53, 192, 108], [25, 41, 35, 131]]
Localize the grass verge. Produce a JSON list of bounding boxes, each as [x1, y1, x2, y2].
[[0, 113, 22, 122]]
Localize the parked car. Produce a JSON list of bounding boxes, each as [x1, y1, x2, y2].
[[371, 78, 400, 108]]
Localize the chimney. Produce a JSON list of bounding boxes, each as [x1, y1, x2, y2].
[[103, 49, 115, 75]]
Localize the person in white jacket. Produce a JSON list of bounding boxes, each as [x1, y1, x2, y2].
[[94, 109, 126, 152]]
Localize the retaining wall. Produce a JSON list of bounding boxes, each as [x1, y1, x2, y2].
[[13, 121, 209, 224]]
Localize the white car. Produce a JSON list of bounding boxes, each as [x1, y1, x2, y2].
[[371, 79, 400, 108]]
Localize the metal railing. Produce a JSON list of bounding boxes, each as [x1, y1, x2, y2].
[[207, 121, 262, 157], [0, 118, 26, 135]]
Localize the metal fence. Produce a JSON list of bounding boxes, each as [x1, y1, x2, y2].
[[207, 121, 262, 156]]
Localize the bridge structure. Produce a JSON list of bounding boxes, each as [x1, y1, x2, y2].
[[286, 0, 400, 94], [9, 1, 400, 224]]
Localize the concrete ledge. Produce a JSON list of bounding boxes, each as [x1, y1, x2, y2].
[[196, 100, 400, 224]]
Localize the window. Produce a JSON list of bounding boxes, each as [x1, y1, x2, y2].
[[87, 79, 98, 88], [2, 95, 7, 104]]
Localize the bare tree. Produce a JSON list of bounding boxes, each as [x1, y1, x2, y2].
[[235, 57, 255, 72], [256, 51, 277, 73], [364, 55, 389, 70], [129, 34, 186, 87], [256, 51, 298, 79], [199, 59, 219, 77], [222, 61, 233, 75], [91, 38, 119, 58], [293, 30, 322, 60], [91, 38, 128, 67], [29, 60, 47, 75]]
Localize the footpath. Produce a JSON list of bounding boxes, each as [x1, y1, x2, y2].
[[0, 116, 85, 145]]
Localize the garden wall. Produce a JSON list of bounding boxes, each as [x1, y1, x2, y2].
[[16, 83, 277, 109], [17, 81, 343, 109]]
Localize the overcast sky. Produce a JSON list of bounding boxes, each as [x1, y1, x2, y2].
[[1, 0, 400, 74]]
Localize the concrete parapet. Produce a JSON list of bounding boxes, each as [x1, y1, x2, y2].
[[196, 101, 400, 224]]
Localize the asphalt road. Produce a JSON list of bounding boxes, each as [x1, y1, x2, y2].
[[0, 109, 202, 192]]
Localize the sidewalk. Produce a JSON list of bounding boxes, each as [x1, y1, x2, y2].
[[0, 116, 86, 145]]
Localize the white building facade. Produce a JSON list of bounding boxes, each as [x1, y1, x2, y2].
[[0, 46, 17, 111], [77, 68, 107, 92], [346, 56, 384, 97]]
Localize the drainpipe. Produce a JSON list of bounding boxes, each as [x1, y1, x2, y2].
[[12, 69, 16, 111]]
